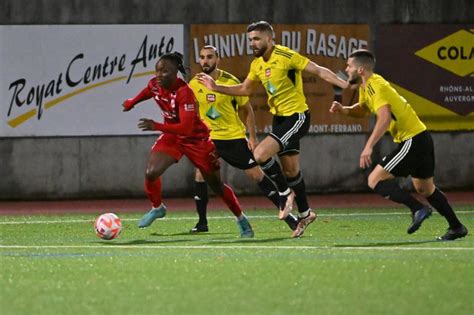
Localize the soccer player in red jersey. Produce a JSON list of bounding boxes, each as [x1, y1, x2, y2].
[[122, 52, 254, 237]]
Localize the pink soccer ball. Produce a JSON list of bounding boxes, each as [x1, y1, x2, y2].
[[94, 213, 122, 240]]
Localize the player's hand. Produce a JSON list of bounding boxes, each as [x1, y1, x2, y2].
[[196, 73, 218, 91], [329, 101, 344, 114], [122, 99, 134, 112], [138, 118, 156, 131], [359, 146, 373, 169], [248, 136, 259, 152]]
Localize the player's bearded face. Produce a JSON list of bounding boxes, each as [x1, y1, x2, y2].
[[249, 31, 269, 57], [348, 71, 361, 85], [199, 50, 218, 74], [201, 62, 216, 74], [253, 44, 267, 57], [346, 58, 362, 85], [200, 58, 217, 74]]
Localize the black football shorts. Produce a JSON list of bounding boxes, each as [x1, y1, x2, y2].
[[213, 138, 258, 170], [379, 131, 435, 179], [270, 111, 310, 156]]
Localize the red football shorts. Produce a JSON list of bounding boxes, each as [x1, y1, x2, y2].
[[151, 133, 220, 174]]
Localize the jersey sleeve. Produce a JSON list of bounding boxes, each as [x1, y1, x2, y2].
[[290, 52, 310, 70], [153, 87, 197, 136], [124, 79, 154, 109]]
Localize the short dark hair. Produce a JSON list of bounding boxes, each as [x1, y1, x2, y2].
[[349, 49, 376, 69], [202, 45, 219, 58], [246, 21, 274, 35], [158, 51, 186, 75]]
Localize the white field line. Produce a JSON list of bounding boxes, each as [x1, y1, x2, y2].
[[0, 244, 473, 251], [0, 211, 472, 225]]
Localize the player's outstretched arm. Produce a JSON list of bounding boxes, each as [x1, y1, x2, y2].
[[197, 73, 258, 96], [304, 61, 348, 89], [122, 86, 153, 111], [330, 102, 370, 118]]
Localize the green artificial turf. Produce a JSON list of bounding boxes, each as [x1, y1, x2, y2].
[[1, 207, 473, 315]]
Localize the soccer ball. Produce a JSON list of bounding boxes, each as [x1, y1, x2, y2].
[[94, 213, 122, 240]]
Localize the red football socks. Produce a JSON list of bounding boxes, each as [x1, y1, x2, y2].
[[144, 178, 162, 208], [221, 184, 243, 217]]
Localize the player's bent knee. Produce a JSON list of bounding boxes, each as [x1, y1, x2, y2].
[[145, 168, 160, 181], [283, 168, 299, 178], [414, 186, 433, 197], [367, 174, 380, 190], [367, 166, 393, 190], [253, 152, 266, 165], [253, 148, 272, 165], [412, 178, 435, 197]]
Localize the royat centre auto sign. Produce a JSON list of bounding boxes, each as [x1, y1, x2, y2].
[[0, 25, 183, 137]]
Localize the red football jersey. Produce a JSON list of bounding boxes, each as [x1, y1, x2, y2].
[[146, 77, 210, 139], [140, 77, 210, 140]]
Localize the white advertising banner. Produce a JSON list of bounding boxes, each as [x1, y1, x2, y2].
[[0, 25, 184, 137]]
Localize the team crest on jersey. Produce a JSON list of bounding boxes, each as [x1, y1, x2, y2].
[[184, 104, 195, 111], [266, 81, 277, 95], [206, 94, 216, 102], [206, 105, 221, 120], [265, 68, 271, 77]]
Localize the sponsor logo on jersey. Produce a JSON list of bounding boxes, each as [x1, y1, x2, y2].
[[265, 68, 271, 77], [206, 94, 216, 102], [184, 103, 195, 111]]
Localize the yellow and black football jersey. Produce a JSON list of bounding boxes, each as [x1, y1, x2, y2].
[[359, 73, 426, 143], [247, 45, 310, 116], [190, 70, 250, 140]]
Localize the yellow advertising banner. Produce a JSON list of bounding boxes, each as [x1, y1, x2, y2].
[[376, 25, 474, 131], [189, 24, 371, 134]]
